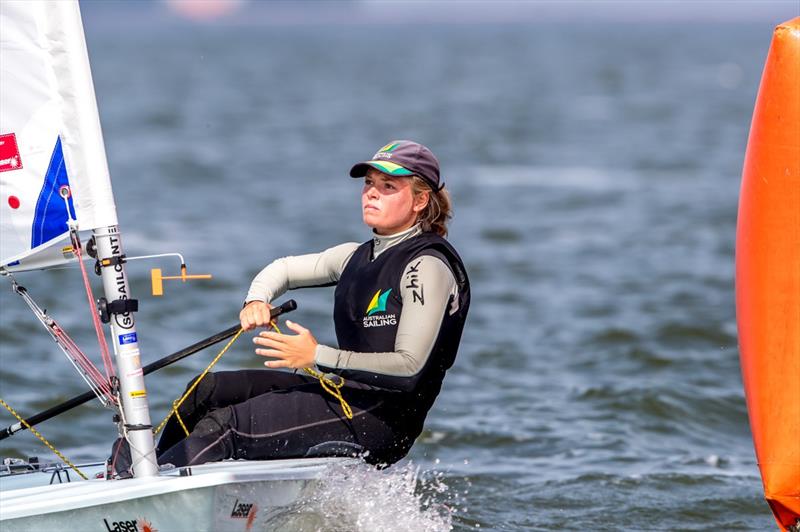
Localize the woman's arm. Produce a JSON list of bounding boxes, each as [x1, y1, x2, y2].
[[244, 242, 359, 304], [241, 242, 359, 330], [314, 254, 458, 393]]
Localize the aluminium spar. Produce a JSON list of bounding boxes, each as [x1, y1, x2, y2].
[[0, 1, 157, 477]]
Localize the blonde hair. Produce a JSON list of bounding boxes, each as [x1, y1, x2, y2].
[[411, 176, 452, 237]]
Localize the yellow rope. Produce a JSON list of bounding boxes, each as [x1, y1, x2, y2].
[[154, 317, 354, 438], [153, 328, 245, 436], [0, 319, 352, 481], [171, 398, 190, 437], [269, 322, 353, 420], [304, 367, 353, 419], [0, 397, 87, 480]]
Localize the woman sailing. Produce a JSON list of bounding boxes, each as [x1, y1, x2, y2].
[[129, 140, 469, 470]]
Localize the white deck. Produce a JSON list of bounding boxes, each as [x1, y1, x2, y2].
[[0, 457, 354, 531]]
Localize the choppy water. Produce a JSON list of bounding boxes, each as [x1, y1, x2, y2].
[[0, 8, 791, 530]]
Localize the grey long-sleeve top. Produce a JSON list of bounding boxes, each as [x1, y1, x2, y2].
[[244, 225, 458, 388]]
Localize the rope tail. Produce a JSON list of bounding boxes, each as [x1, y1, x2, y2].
[[0, 397, 87, 480]]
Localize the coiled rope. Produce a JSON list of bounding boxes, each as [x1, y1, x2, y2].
[[303, 366, 353, 419], [268, 321, 353, 420]]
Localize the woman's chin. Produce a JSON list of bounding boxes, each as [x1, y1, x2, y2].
[[364, 222, 392, 235], [363, 213, 382, 228]]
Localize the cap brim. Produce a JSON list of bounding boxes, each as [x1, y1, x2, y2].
[[349, 160, 414, 178]]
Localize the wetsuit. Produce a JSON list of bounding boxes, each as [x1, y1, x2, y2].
[[155, 225, 470, 467]]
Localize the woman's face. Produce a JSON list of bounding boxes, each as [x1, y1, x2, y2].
[[362, 168, 427, 235]]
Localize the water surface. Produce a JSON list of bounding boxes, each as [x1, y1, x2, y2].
[[0, 15, 783, 530]]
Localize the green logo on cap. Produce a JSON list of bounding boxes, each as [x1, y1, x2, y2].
[[378, 142, 400, 153]]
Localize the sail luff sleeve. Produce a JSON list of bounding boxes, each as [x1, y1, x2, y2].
[[48, 1, 117, 229]]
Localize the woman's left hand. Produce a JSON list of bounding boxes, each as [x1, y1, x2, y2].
[[253, 320, 317, 369]]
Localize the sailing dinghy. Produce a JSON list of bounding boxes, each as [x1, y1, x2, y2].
[[0, 2, 354, 529]]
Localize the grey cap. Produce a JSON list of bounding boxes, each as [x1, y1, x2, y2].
[[349, 140, 443, 191]]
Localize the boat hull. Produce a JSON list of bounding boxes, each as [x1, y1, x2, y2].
[[0, 458, 353, 531], [736, 16, 800, 531]]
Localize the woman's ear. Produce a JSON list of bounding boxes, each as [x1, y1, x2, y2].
[[413, 190, 430, 213]]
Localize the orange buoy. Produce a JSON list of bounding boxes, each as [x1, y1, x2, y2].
[[736, 17, 800, 531]]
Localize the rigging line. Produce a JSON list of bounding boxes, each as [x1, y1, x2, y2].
[[51, 325, 114, 402], [121, 435, 158, 475], [49, 319, 109, 392], [0, 398, 87, 480], [116, 396, 158, 476], [52, 338, 107, 402], [9, 276, 115, 404], [15, 279, 114, 401], [171, 398, 191, 438], [70, 228, 116, 382], [54, 325, 105, 380], [153, 328, 245, 436], [267, 322, 353, 420], [304, 366, 353, 420], [150, 306, 355, 444]]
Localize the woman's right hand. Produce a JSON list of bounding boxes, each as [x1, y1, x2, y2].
[[239, 301, 274, 331]]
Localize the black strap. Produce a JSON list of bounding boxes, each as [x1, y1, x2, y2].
[[94, 255, 126, 276], [98, 298, 139, 324]]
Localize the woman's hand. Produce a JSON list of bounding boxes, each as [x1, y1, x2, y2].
[[253, 320, 317, 369], [240, 301, 274, 331]]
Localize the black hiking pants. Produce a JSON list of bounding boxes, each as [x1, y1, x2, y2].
[[154, 370, 414, 467]]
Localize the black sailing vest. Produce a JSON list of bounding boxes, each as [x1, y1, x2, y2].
[[329, 232, 470, 423]]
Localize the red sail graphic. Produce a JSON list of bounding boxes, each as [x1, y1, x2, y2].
[[0, 133, 23, 173]]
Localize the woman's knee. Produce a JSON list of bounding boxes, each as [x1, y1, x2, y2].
[[183, 372, 217, 409], [193, 405, 235, 438]]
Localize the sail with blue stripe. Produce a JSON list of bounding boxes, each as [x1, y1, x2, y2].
[[31, 137, 77, 249], [0, 1, 117, 272]]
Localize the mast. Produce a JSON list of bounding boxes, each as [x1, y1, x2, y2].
[[0, 1, 160, 478], [94, 226, 159, 478], [55, 0, 159, 479]]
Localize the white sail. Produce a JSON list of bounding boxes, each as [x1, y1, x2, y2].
[[0, 0, 117, 271]]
